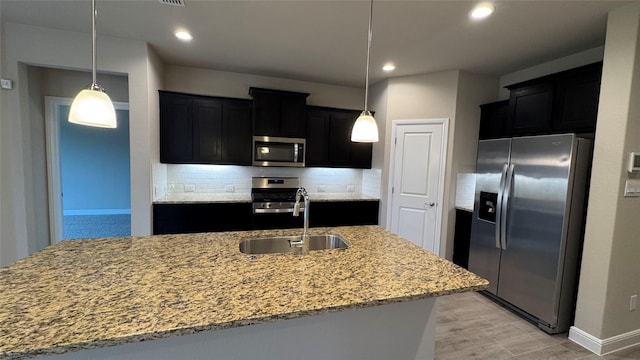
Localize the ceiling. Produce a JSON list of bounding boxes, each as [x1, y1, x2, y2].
[[0, 0, 631, 88]]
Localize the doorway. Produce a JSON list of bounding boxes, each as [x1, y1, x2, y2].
[[387, 119, 448, 254], [45, 97, 131, 243]]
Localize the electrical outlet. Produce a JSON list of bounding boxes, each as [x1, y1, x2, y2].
[[0, 79, 13, 89], [347, 185, 356, 193], [225, 184, 235, 192], [318, 185, 326, 193], [631, 295, 637, 311], [184, 184, 195, 192]]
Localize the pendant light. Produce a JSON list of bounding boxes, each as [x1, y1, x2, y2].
[[351, 0, 379, 143], [69, 0, 117, 128]]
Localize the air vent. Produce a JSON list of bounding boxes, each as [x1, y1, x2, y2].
[[159, 0, 185, 7]]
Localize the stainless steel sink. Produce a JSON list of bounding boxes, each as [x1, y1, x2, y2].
[[239, 234, 349, 255]]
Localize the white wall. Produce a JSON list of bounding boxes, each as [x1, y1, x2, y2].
[[499, 46, 605, 100], [0, 22, 158, 266], [374, 70, 497, 258], [164, 65, 363, 109], [571, 1, 640, 350]]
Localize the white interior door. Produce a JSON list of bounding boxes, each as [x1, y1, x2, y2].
[[388, 120, 447, 253]]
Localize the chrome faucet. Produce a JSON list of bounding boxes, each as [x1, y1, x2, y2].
[[291, 187, 309, 254]]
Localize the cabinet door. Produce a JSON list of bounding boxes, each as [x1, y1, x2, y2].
[[223, 100, 252, 165], [350, 142, 373, 169], [309, 201, 379, 227], [192, 99, 223, 163], [553, 65, 601, 133], [305, 108, 330, 166], [508, 83, 554, 136], [479, 100, 508, 140], [280, 94, 307, 138], [329, 112, 354, 166], [252, 91, 281, 136], [160, 93, 192, 163], [153, 203, 253, 234]]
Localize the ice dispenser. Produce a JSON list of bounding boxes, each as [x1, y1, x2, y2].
[[478, 191, 498, 223]]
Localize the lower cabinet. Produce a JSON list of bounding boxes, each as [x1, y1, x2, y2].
[[153, 203, 253, 234], [153, 200, 380, 234], [309, 201, 379, 228], [452, 209, 472, 269]]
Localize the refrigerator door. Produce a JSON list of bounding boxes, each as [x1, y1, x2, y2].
[[468, 138, 511, 294], [497, 134, 576, 326]]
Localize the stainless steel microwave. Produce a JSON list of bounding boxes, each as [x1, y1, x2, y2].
[[253, 136, 305, 167]]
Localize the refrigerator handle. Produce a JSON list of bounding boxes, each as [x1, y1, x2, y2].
[[495, 164, 509, 249], [501, 164, 515, 250]]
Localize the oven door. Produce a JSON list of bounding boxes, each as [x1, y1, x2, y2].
[[253, 137, 305, 167]]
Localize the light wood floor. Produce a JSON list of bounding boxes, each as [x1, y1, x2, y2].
[[435, 291, 640, 360]]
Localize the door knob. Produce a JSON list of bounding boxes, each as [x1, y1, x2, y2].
[[425, 202, 436, 207]]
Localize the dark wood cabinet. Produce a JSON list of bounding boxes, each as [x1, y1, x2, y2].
[[159, 91, 252, 165], [489, 62, 602, 139], [153, 200, 380, 234], [160, 93, 192, 163], [249, 87, 309, 138], [153, 202, 253, 234], [479, 100, 508, 140], [552, 63, 602, 132], [306, 106, 372, 169], [222, 100, 253, 163], [507, 83, 555, 136], [452, 209, 472, 269], [309, 200, 379, 227]]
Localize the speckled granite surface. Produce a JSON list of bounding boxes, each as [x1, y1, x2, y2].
[[0, 225, 487, 360], [153, 193, 379, 204]]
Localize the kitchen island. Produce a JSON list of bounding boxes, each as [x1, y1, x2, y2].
[[0, 226, 487, 360]]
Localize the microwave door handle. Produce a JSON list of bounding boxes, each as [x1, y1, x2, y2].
[[495, 164, 508, 250], [294, 144, 299, 162]]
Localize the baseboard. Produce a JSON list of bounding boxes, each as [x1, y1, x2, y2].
[[64, 209, 131, 216], [569, 326, 640, 355]]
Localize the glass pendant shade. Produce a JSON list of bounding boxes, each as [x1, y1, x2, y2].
[[69, 0, 117, 129], [351, 111, 379, 142], [350, 0, 379, 143], [69, 86, 117, 128]]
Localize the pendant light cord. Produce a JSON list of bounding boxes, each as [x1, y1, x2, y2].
[[91, 0, 97, 86], [364, 0, 373, 112]]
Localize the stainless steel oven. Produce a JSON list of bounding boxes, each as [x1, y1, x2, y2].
[[253, 136, 305, 167], [251, 177, 304, 230]]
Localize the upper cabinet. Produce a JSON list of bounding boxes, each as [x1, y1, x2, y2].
[[480, 62, 602, 140], [306, 106, 372, 169], [479, 100, 509, 140], [159, 91, 252, 165], [249, 87, 309, 138]]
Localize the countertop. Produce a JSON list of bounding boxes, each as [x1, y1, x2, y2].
[[153, 193, 380, 204], [0, 225, 488, 360]]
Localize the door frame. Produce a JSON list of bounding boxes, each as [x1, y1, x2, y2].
[[44, 96, 129, 244], [386, 118, 449, 256]]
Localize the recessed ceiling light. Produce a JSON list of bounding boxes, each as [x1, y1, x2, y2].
[[174, 29, 193, 41], [470, 2, 495, 20], [382, 63, 396, 72]]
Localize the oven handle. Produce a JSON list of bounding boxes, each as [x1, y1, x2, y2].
[[253, 208, 296, 214]]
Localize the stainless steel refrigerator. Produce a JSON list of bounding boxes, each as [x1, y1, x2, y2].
[[468, 133, 592, 334]]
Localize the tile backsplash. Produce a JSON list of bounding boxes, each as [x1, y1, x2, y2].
[[156, 164, 380, 197], [455, 173, 476, 210]]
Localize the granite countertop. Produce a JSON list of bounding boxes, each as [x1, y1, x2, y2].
[[0, 225, 488, 360], [153, 193, 379, 204]]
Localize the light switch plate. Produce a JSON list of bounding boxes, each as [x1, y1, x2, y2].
[[624, 179, 640, 197]]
